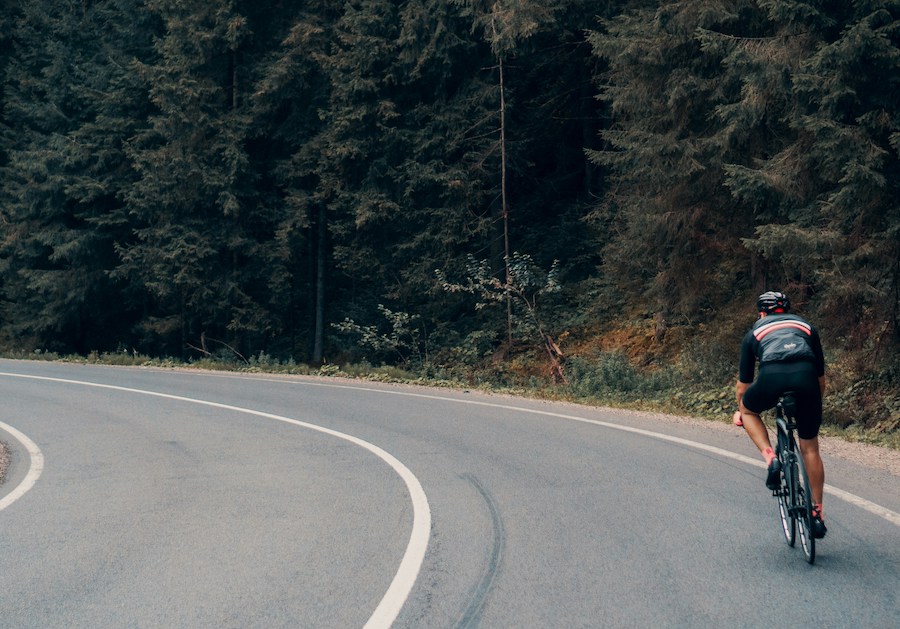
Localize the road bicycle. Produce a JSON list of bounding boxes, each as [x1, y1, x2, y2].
[[772, 392, 815, 564]]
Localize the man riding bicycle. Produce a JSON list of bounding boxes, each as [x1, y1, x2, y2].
[[734, 291, 828, 538]]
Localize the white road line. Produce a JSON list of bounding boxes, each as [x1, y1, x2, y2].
[[4, 367, 900, 627], [0, 420, 44, 513], [226, 375, 900, 529], [0, 373, 429, 629]]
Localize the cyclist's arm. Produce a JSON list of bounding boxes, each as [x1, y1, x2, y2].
[[737, 331, 756, 383], [809, 326, 826, 397], [736, 331, 757, 412], [810, 327, 826, 377]]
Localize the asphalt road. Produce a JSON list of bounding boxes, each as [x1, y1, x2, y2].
[[1, 359, 897, 628]]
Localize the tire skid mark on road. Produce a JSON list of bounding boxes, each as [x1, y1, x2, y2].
[[0, 372, 429, 629], [4, 366, 899, 629], [455, 474, 505, 629], [232, 375, 900, 529]]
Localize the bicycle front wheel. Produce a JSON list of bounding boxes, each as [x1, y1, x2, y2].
[[794, 449, 816, 564]]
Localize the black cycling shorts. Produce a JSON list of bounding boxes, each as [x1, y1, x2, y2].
[[742, 362, 823, 440]]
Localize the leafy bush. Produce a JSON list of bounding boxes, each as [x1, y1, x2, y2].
[[332, 304, 427, 367], [565, 353, 676, 402]]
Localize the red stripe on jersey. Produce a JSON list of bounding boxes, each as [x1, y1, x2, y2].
[[754, 321, 812, 340]]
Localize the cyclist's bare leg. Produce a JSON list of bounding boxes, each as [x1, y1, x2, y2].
[[798, 437, 825, 508], [738, 404, 774, 458]]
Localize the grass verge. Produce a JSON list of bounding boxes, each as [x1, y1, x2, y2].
[[2, 348, 897, 450]]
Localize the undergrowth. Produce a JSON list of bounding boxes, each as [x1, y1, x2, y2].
[[2, 340, 897, 450]]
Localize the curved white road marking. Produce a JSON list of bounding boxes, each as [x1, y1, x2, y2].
[[226, 375, 900, 529], [351, 384, 900, 527], [0, 421, 44, 513], [3, 367, 899, 627], [0, 373, 429, 629]]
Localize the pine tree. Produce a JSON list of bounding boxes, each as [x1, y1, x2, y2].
[[588, 1, 754, 324], [0, 0, 19, 143], [118, 0, 272, 358], [717, 1, 900, 346], [785, 1, 900, 346], [696, 1, 822, 291], [592, 0, 900, 355], [0, 0, 150, 352], [247, 2, 338, 360], [389, 0, 499, 307], [440, 0, 611, 353], [492, 1, 609, 287], [261, 1, 404, 362]]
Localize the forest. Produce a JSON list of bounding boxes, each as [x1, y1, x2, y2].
[[1, 1, 898, 438]]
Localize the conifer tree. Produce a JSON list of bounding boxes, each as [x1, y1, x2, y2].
[[119, 0, 271, 357], [782, 0, 899, 345], [247, 3, 338, 360], [0, 0, 150, 352], [270, 0, 405, 362], [389, 0, 499, 312], [714, 1, 900, 346], [453, 0, 551, 334], [588, 1, 752, 324], [492, 1, 609, 285], [0, 0, 19, 146], [592, 0, 900, 357]]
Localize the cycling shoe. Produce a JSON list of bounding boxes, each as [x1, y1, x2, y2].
[[812, 505, 827, 539], [765, 458, 782, 490]]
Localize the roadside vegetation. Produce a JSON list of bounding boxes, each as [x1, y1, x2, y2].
[[5, 334, 897, 451], [2, 3, 898, 450]]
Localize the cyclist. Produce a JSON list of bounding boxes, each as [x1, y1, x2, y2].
[[735, 291, 828, 538]]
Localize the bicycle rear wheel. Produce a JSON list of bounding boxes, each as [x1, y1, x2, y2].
[[775, 428, 795, 546], [775, 449, 797, 546], [794, 449, 816, 564]]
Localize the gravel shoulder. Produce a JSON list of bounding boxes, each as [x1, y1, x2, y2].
[[285, 373, 900, 478], [641, 407, 900, 477], [515, 391, 900, 478], [0, 440, 8, 486]]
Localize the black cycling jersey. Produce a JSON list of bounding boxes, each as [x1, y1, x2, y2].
[[739, 313, 825, 384], [739, 312, 826, 440]]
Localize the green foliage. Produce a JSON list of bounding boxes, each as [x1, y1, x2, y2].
[[587, 1, 756, 321], [438, 251, 566, 380], [438, 252, 562, 348], [0, 0, 149, 352], [1, 0, 604, 364], [733, 1, 900, 346], [332, 304, 426, 366], [116, 0, 275, 357], [0, 0, 898, 441], [451, 0, 558, 57], [565, 353, 677, 402], [438, 253, 560, 308], [589, 0, 900, 347]]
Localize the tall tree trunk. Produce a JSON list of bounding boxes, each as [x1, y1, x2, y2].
[[313, 205, 326, 364], [229, 50, 238, 110], [493, 16, 512, 346], [580, 70, 596, 196]]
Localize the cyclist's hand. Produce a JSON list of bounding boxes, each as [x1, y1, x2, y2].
[[732, 410, 744, 427]]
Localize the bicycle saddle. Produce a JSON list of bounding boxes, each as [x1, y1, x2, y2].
[[779, 392, 797, 418]]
